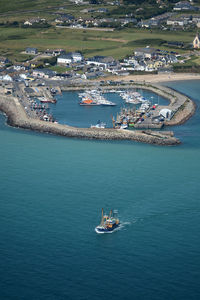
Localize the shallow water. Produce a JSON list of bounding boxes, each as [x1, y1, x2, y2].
[[0, 81, 200, 300]]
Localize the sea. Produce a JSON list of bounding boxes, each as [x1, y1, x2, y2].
[[0, 80, 200, 300]]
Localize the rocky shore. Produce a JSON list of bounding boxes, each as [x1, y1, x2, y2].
[[0, 94, 180, 146]]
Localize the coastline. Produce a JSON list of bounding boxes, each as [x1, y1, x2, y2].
[[103, 72, 200, 83], [0, 77, 198, 145]]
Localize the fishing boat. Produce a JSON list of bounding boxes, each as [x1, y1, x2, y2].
[[119, 124, 128, 129], [95, 209, 120, 233], [79, 98, 99, 106], [79, 90, 116, 106], [38, 97, 57, 104]]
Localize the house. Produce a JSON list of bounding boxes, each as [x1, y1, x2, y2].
[[82, 71, 105, 80], [86, 56, 116, 69], [55, 14, 75, 23], [167, 18, 188, 26], [173, 1, 198, 11], [57, 52, 84, 65], [193, 33, 200, 48], [32, 69, 56, 78], [24, 18, 46, 26], [121, 18, 137, 25], [45, 49, 65, 57], [140, 19, 161, 28], [13, 64, 26, 71], [26, 47, 38, 55], [134, 48, 156, 59]]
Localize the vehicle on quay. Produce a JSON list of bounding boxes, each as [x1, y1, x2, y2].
[[95, 209, 120, 234]]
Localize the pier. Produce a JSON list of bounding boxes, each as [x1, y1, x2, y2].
[[0, 79, 196, 145]]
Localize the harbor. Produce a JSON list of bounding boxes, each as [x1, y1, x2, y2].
[[0, 79, 196, 145]]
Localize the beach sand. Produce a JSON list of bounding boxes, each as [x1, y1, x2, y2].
[[104, 73, 200, 83]]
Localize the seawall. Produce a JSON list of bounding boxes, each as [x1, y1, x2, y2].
[[0, 95, 180, 145]]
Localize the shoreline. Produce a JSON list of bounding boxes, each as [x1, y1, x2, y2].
[[103, 72, 200, 83], [0, 79, 197, 145]]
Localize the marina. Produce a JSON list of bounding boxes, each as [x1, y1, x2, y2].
[[49, 89, 168, 128], [0, 79, 195, 145]]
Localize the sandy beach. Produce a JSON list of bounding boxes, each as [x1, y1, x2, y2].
[[105, 72, 200, 83]]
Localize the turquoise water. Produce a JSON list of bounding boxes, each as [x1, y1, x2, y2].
[[0, 80, 200, 300], [48, 89, 168, 127]]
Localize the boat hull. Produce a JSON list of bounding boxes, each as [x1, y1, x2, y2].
[[95, 223, 120, 233], [79, 103, 100, 106]]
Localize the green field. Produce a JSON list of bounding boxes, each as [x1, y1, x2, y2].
[[0, 24, 196, 62], [0, 0, 67, 14], [0, 0, 197, 62]]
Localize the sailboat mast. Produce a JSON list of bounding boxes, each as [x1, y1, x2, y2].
[[100, 208, 104, 226]]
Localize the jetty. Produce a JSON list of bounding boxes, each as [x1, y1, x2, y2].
[[0, 80, 196, 145]]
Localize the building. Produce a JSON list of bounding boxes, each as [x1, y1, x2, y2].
[[134, 48, 156, 59], [173, 1, 197, 11], [24, 18, 46, 26], [159, 108, 172, 120], [167, 18, 188, 27], [45, 49, 65, 57], [86, 56, 116, 69], [57, 52, 84, 65], [193, 33, 200, 48], [25, 47, 38, 55], [32, 69, 56, 78]]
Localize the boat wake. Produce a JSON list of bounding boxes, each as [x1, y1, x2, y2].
[[95, 221, 131, 234]]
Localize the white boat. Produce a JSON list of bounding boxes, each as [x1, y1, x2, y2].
[[79, 90, 116, 106], [91, 121, 106, 129], [119, 124, 128, 129]]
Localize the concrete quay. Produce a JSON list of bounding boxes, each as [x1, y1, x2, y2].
[[0, 94, 180, 146]]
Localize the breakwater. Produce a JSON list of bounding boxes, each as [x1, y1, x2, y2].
[[0, 95, 180, 145]]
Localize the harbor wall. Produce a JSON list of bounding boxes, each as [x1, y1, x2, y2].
[[0, 95, 180, 146]]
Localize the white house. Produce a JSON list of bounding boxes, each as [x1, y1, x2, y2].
[[57, 52, 83, 65], [86, 56, 116, 69], [167, 19, 188, 26]]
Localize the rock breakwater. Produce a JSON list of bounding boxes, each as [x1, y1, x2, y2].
[[0, 95, 180, 146]]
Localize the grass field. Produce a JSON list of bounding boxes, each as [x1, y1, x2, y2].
[[0, 0, 68, 14], [0, 23, 197, 62]]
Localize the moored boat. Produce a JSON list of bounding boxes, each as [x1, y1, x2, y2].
[[91, 120, 106, 129], [95, 209, 120, 233], [79, 98, 99, 106]]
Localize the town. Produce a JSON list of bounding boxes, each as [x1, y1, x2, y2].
[[0, 0, 199, 140]]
